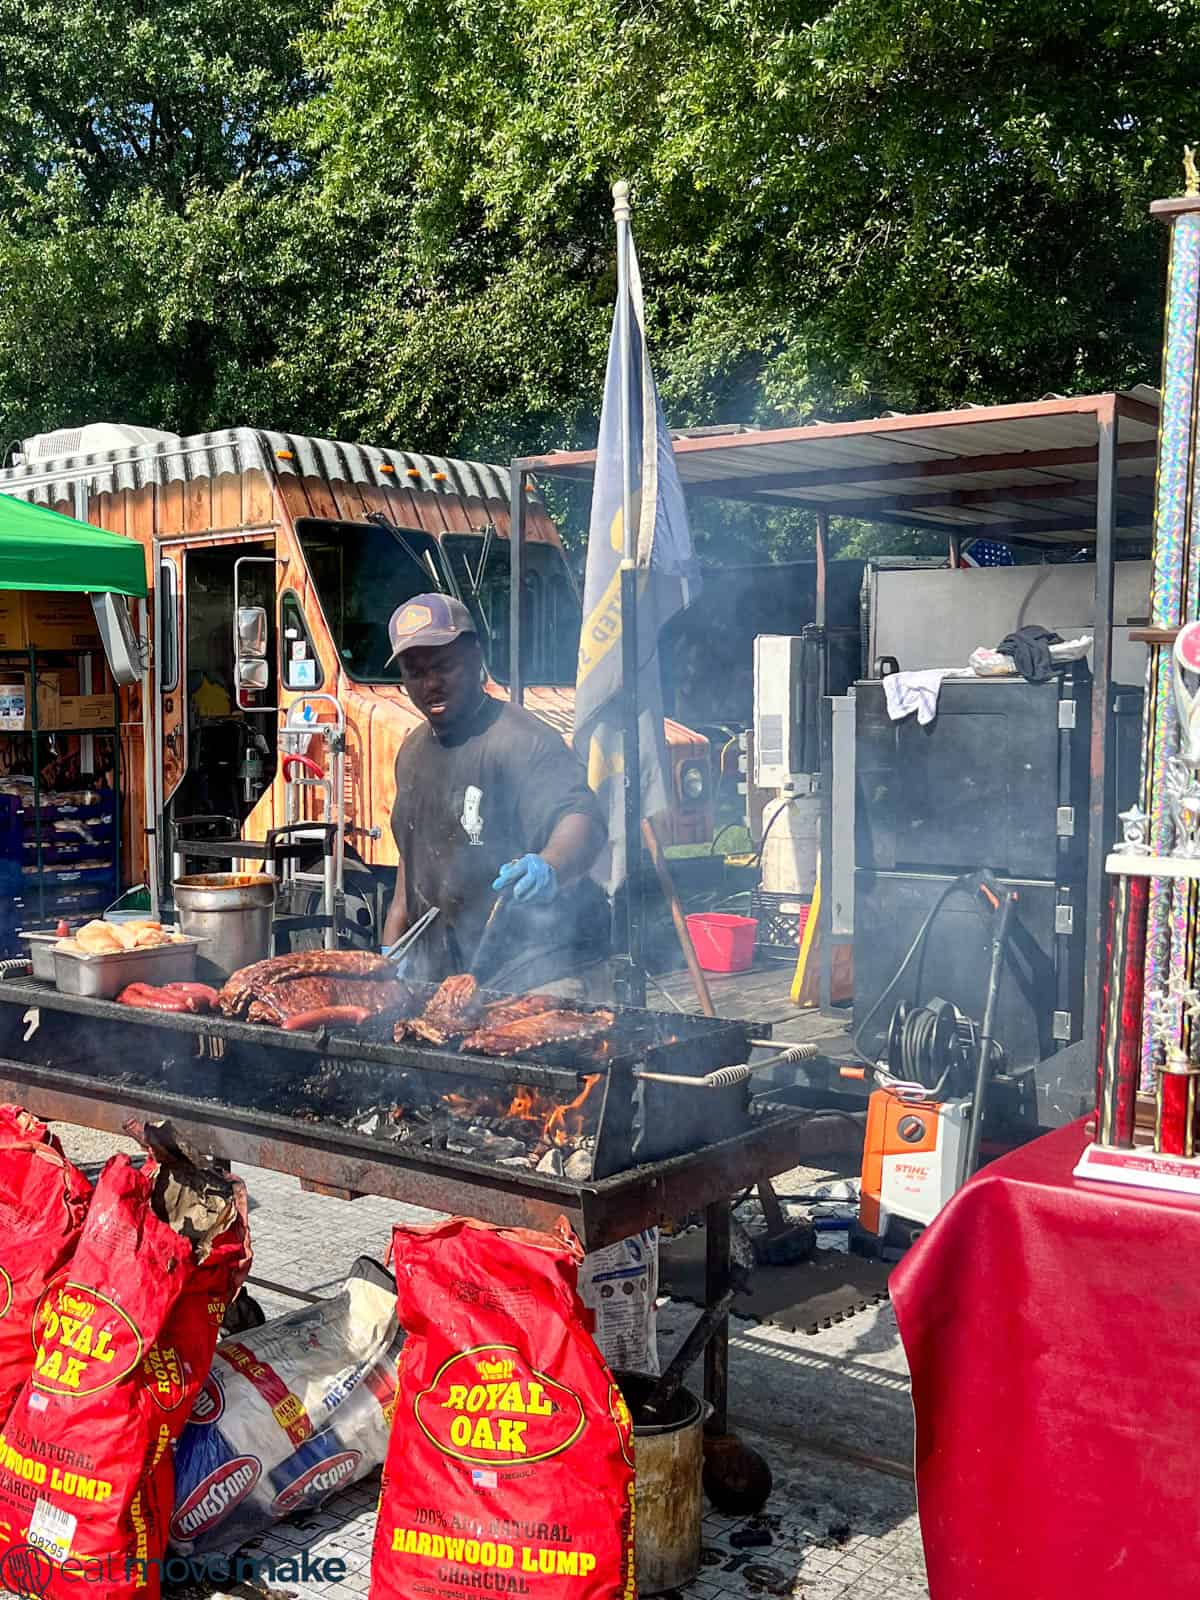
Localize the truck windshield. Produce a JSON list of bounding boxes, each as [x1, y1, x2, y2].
[[295, 519, 451, 682], [443, 536, 581, 686]]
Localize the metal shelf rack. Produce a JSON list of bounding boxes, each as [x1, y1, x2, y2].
[[0, 645, 121, 928]]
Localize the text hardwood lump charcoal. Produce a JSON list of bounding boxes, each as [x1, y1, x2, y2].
[[0, 1122, 251, 1600], [0, 1106, 92, 1431], [372, 1216, 636, 1600], [170, 1256, 403, 1556]]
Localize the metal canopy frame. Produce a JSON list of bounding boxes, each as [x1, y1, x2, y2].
[[512, 389, 1163, 1061], [516, 391, 1158, 539]]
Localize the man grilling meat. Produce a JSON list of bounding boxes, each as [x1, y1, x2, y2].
[[382, 594, 609, 991]]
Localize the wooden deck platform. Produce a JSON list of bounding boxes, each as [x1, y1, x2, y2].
[[650, 959, 855, 1057]]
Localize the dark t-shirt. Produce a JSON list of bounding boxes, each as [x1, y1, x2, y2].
[[390, 697, 607, 977]]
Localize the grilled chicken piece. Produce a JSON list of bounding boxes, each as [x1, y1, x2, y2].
[[394, 973, 482, 1046], [460, 1008, 615, 1058], [218, 950, 394, 1018]]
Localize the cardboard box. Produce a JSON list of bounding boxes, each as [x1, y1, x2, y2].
[[0, 597, 26, 652], [0, 673, 61, 732], [0, 593, 102, 653], [57, 694, 113, 729]]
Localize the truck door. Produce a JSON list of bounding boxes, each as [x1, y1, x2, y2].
[[162, 538, 278, 851]]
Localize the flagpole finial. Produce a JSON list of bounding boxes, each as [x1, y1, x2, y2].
[[612, 180, 631, 223]]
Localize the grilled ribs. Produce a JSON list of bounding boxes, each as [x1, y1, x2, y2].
[[218, 950, 398, 1020], [475, 994, 559, 1030], [244, 975, 414, 1026], [460, 1007, 615, 1058], [396, 974, 483, 1046]]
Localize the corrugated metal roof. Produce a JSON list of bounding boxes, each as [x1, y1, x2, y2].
[[0, 427, 523, 511], [522, 390, 1161, 543]]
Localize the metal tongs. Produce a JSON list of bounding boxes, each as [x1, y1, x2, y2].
[[468, 889, 512, 981], [383, 905, 440, 967]]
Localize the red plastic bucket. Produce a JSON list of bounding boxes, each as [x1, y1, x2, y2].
[[686, 913, 758, 974]]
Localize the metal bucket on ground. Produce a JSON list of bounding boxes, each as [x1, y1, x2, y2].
[[616, 1371, 704, 1595], [172, 873, 276, 983]]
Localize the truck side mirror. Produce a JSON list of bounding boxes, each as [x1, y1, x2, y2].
[[237, 658, 270, 693], [237, 606, 268, 659]]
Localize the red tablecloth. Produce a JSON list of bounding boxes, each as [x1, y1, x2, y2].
[[891, 1118, 1200, 1600]]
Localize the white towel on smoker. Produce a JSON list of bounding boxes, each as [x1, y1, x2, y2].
[[883, 668, 951, 726]]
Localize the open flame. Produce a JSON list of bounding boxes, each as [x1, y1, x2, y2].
[[439, 1074, 602, 1148], [543, 1075, 600, 1146], [506, 1085, 539, 1122]]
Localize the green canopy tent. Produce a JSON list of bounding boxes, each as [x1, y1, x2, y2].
[[0, 491, 155, 918], [0, 493, 146, 596]]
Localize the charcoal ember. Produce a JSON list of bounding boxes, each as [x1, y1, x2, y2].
[[498, 1117, 541, 1142], [446, 1125, 490, 1156], [498, 1155, 537, 1169], [536, 1148, 565, 1177], [564, 1150, 594, 1181], [357, 1110, 421, 1145], [480, 1136, 527, 1162]]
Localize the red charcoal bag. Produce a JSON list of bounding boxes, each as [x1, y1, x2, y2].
[[0, 1129, 250, 1600], [372, 1215, 636, 1600], [0, 1106, 92, 1432]]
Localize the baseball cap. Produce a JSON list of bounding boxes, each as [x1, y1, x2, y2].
[[386, 593, 477, 664]]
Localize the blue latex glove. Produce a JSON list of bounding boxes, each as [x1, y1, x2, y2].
[[492, 854, 558, 904]]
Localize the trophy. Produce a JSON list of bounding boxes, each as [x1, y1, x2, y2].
[[1073, 155, 1200, 1192], [1148, 979, 1200, 1156], [1168, 623, 1200, 855], [1115, 804, 1151, 855]]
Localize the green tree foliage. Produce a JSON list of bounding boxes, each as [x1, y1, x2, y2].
[[0, 0, 330, 437], [0, 0, 1193, 566], [299, 0, 1190, 456]]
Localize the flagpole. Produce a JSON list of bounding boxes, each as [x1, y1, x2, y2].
[[613, 178, 646, 1006]]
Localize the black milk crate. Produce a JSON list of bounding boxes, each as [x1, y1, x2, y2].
[[750, 888, 812, 954]]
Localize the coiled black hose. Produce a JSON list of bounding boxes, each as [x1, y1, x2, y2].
[[886, 999, 968, 1093]]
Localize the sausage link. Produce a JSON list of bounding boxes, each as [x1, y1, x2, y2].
[[162, 982, 219, 1011], [116, 983, 195, 1013], [280, 1004, 372, 1033]]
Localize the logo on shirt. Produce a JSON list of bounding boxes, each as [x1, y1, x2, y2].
[[461, 785, 484, 846]]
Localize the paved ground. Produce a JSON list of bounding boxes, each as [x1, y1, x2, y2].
[[54, 1125, 928, 1600]]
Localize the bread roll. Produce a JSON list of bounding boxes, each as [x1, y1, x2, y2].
[[74, 921, 124, 956]]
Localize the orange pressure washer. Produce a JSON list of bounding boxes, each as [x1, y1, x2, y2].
[[846, 874, 1031, 1257]]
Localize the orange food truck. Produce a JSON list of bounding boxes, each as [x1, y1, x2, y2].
[[0, 425, 712, 930]]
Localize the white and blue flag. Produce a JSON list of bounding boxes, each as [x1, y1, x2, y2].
[[573, 230, 698, 894]]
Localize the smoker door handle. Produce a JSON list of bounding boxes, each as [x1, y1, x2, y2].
[[636, 1041, 817, 1089]]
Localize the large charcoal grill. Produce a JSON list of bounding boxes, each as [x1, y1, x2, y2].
[[341, 996, 758, 1177], [0, 974, 836, 1439], [0, 978, 816, 1256], [0, 979, 761, 1181]]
